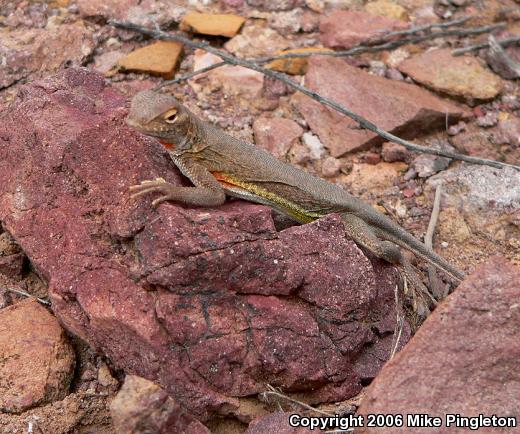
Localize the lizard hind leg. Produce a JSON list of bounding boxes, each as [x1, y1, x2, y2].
[[340, 213, 432, 319]]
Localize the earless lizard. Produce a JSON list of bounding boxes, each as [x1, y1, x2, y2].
[[126, 90, 465, 311]]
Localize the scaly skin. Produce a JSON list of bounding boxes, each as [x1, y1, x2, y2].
[[126, 90, 465, 311]]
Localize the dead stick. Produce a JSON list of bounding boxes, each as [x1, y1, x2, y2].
[[156, 61, 227, 89], [110, 21, 520, 172], [252, 23, 505, 63], [5, 287, 51, 306], [452, 35, 520, 55], [262, 386, 334, 416], [425, 183, 444, 299]]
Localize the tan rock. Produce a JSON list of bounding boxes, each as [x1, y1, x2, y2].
[[267, 47, 333, 75], [210, 65, 264, 98], [253, 116, 303, 158], [110, 375, 210, 434], [224, 22, 290, 57], [0, 392, 113, 433], [0, 299, 75, 413], [77, 0, 138, 20], [399, 49, 504, 101], [321, 156, 342, 177], [118, 41, 183, 79], [345, 162, 407, 194], [365, 0, 409, 20], [180, 12, 246, 38], [189, 50, 264, 98]]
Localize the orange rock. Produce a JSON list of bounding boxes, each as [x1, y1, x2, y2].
[[267, 47, 333, 75], [118, 41, 183, 79], [180, 12, 246, 38], [0, 299, 75, 413]]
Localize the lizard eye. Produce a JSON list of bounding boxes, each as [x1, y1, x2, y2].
[[163, 108, 178, 123]]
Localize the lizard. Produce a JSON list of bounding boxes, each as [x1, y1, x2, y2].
[[126, 90, 466, 313]]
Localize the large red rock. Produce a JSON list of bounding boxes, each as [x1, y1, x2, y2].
[[0, 299, 75, 413], [357, 256, 520, 433], [0, 68, 408, 421], [294, 57, 468, 156], [319, 11, 408, 49]]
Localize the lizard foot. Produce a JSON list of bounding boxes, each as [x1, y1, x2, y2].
[[129, 178, 178, 207]]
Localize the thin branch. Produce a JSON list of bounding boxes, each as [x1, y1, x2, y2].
[[261, 385, 334, 416], [156, 61, 227, 89], [252, 23, 505, 63], [487, 34, 520, 78], [376, 15, 472, 37], [5, 287, 51, 306], [390, 284, 405, 359], [452, 35, 520, 56], [110, 21, 520, 171], [425, 183, 445, 299]]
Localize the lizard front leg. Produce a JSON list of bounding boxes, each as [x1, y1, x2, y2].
[[129, 161, 226, 207]]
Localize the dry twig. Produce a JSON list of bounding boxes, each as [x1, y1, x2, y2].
[[5, 287, 51, 306], [487, 34, 520, 78], [252, 22, 505, 63], [261, 384, 334, 416], [156, 61, 227, 88], [425, 183, 446, 300], [110, 20, 520, 172], [452, 34, 520, 55]]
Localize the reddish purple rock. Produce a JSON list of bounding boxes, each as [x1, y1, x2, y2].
[[253, 116, 303, 158], [245, 412, 313, 433], [0, 68, 408, 422], [319, 11, 408, 49], [357, 256, 520, 433], [294, 57, 467, 156]]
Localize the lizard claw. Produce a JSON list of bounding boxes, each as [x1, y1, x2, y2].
[[129, 178, 177, 205], [129, 177, 167, 193]]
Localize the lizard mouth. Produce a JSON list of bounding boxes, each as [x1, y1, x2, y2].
[[126, 118, 164, 138]]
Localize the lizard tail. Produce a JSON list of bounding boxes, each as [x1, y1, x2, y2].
[[375, 228, 465, 283]]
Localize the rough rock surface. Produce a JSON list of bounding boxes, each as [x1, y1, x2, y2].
[[0, 68, 408, 421], [245, 412, 313, 433], [0, 391, 112, 433], [294, 57, 467, 156], [190, 50, 265, 98], [111, 375, 211, 434], [0, 21, 94, 90], [319, 11, 408, 48], [77, 0, 185, 27], [253, 116, 303, 158], [399, 49, 504, 101], [357, 256, 520, 433], [426, 165, 520, 249], [0, 299, 75, 414], [224, 22, 290, 57]]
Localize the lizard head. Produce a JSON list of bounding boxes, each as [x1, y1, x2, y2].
[[126, 90, 195, 150]]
